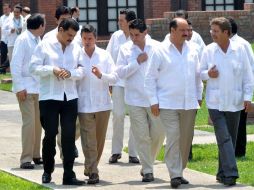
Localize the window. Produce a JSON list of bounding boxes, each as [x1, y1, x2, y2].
[[107, 0, 138, 33], [245, 0, 254, 2], [203, 0, 235, 10], [66, 0, 143, 35], [67, 0, 98, 30]]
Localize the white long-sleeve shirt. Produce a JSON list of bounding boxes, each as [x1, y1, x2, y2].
[[116, 38, 160, 107], [10, 30, 40, 93], [0, 13, 13, 43], [6, 16, 23, 47], [200, 41, 254, 111], [231, 34, 254, 73], [106, 30, 131, 87], [77, 46, 118, 113], [144, 40, 203, 110], [29, 34, 84, 101]]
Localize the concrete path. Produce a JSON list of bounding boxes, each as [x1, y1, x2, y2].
[[0, 90, 253, 190]]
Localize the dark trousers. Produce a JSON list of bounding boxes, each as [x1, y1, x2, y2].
[[0, 41, 8, 67], [39, 96, 77, 179], [209, 109, 240, 178], [235, 109, 247, 157]]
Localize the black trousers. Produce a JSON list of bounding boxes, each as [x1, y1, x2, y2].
[[0, 41, 8, 66], [235, 109, 247, 157], [39, 96, 77, 179]]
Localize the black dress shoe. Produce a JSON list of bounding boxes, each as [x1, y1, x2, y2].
[[74, 145, 79, 158], [20, 162, 34, 169], [42, 172, 51, 183], [63, 177, 84, 186], [180, 177, 189, 184], [33, 158, 43, 165], [87, 173, 99, 184], [129, 156, 140, 164], [216, 175, 224, 183], [171, 177, 181, 188], [223, 177, 236, 186], [142, 173, 154, 182], [109, 154, 121, 163]]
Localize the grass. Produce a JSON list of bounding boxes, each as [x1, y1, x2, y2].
[[0, 73, 12, 91], [0, 170, 50, 190], [156, 142, 254, 186], [195, 124, 254, 134]]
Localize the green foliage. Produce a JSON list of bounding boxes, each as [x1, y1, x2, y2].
[[0, 73, 12, 91], [0, 170, 50, 190]]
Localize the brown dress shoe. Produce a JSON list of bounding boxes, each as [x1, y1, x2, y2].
[[87, 173, 99, 184], [109, 154, 121, 163]]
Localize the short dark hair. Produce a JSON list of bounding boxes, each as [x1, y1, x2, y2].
[[174, 9, 188, 19], [27, 13, 45, 30], [129, 19, 147, 33], [14, 4, 22, 12], [169, 19, 178, 33], [227, 17, 237, 35], [81, 24, 97, 37], [119, 9, 136, 22], [58, 18, 79, 32], [71, 7, 79, 15], [55, 6, 71, 20]]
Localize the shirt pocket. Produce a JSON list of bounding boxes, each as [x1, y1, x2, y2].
[[232, 61, 243, 76]]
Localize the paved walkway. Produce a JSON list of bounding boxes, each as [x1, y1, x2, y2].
[[0, 90, 253, 190]]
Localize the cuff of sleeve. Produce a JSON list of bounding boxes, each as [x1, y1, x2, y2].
[[149, 97, 159, 106], [202, 71, 210, 81], [244, 95, 252, 101]]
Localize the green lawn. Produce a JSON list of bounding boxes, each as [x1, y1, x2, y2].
[[0, 170, 50, 190], [195, 124, 254, 134], [0, 73, 12, 91], [156, 142, 254, 186]]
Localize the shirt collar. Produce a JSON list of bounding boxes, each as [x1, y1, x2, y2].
[[214, 40, 237, 53]]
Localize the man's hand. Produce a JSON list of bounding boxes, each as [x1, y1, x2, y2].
[[92, 66, 102, 79], [137, 53, 148, 64], [53, 67, 71, 80], [244, 101, 252, 113], [151, 104, 160, 116], [208, 65, 219, 78], [16, 90, 27, 101]]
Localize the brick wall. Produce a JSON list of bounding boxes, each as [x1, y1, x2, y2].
[[147, 3, 254, 44], [146, 0, 170, 18], [3, 0, 31, 8]]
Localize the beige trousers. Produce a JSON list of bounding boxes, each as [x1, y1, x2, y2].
[[18, 94, 42, 164], [79, 110, 110, 174], [178, 109, 197, 169], [128, 106, 165, 175]]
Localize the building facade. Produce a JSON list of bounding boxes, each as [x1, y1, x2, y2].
[[1, 0, 254, 42]]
